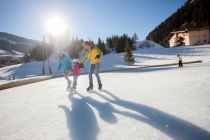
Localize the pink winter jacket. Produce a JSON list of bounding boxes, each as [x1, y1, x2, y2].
[[73, 63, 80, 76]]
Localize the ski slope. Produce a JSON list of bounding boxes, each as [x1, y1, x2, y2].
[[0, 44, 210, 83], [0, 62, 210, 140]]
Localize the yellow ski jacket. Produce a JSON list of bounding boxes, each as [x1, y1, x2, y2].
[[82, 47, 103, 64]]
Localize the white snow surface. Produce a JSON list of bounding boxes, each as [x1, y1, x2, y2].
[[0, 49, 6, 54], [0, 62, 210, 140], [0, 44, 210, 83]]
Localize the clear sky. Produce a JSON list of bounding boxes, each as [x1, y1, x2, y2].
[[0, 0, 186, 42]]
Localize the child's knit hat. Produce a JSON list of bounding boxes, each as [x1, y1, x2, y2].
[[73, 59, 80, 63]]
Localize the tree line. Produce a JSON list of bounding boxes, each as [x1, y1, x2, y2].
[[24, 33, 139, 65]]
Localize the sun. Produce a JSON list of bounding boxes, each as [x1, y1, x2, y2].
[[45, 16, 68, 36]]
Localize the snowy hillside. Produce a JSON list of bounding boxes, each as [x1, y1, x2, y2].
[[0, 49, 24, 57], [135, 40, 163, 48], [0, 62, 210, 140], [0, 32, 38, 57], [0, 44, 210, 82]]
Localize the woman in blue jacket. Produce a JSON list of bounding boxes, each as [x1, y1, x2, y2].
[[58, 52, 73, 90]]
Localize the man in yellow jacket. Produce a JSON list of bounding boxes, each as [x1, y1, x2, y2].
[[82, 41, 103, 91]]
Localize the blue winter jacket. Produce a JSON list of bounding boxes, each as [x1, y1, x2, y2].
[[58, 54, 73, 71]]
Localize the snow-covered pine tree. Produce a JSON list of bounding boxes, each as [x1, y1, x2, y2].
[[124, 39, 135, 65]]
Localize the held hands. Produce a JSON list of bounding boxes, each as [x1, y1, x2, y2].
[[79, 63, 84, 68], [95, 55, 100, 59]]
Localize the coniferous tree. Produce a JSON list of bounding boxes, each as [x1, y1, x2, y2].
[[124, 39, 135, 65], [132, 33, 139, 43], [97, 37, 107, 55], [23, 52, 31, 63], [30, 43, 53, 61], [106, 38, 114, 51], [105, 34, 135, 53], [66, 40, 83, 58]]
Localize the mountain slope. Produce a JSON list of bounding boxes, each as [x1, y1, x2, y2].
[[146, 0, 210, 47], [0, 32, 38, 53]]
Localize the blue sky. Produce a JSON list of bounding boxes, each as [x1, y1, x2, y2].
[[0, 0, 186, 42]]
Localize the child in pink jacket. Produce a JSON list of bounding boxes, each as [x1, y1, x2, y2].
[[72, 59, 81, 89]]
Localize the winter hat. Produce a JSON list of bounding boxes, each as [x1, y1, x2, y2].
[[73, 58, 80, 63], [58, 49, 64, 57], [58, 49, 63, 54]]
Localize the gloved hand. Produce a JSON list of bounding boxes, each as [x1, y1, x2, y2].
[[79, 63, 84, 68], [95, 55, 100, 59]]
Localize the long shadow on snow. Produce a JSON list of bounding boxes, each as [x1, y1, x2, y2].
[[93, 90, 210, 140], [58, 92, 100, 140], [59, 90, 150, 140], [75, 91, 118, 124], [74, 91, 157, 126]]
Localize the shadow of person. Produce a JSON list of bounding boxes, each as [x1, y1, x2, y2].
[[94, 90, 210, 140], [58, 92, 99, 140], [75, 91, 118, 124], [74, 91, 149, 125]]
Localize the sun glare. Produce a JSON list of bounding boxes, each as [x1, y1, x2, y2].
[[45, 16, 68, 36]]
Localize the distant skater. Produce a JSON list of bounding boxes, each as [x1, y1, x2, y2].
[[177, 54, 183, 67], [57, 51, 73, 90]]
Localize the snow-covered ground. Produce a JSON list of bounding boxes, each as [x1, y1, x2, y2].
[[0, 44, 210, 83], [0, 62, 210, 140]]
